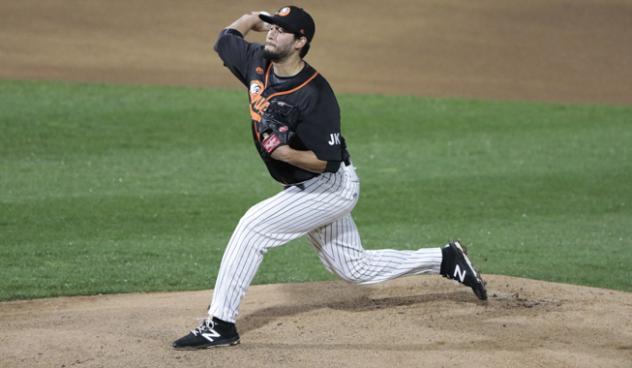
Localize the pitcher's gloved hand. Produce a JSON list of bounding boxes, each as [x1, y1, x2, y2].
[[257, 101, 298, 157]]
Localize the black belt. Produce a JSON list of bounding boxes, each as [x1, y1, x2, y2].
[[284, 157, 350, 191], [284, 183, 305, 191]]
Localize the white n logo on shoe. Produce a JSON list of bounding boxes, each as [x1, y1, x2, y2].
[[201, 329, 221, 342], [453, 265, 467, 282]]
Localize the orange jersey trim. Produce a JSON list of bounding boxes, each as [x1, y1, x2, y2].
[[265, 71, 319, 101], [252, 63, 319, 140], [262, 62, 318, 101], [263, 63, 273, 90]]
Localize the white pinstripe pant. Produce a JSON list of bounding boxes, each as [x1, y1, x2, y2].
[[209, 163, 442, 323]]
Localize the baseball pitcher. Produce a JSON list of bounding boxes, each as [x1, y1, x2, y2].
[[173, 5, 487, 349]]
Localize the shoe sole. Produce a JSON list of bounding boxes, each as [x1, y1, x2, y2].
[[173, 338, 240, 350], [452, 241, 488, 301]]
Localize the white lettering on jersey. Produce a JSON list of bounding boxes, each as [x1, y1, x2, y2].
[[328, 133, 341, 146]]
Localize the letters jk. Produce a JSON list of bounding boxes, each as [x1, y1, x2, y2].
[[328, 133, 341, 146]]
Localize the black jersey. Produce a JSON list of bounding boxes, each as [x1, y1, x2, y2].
[[214, 29, 349, 185]]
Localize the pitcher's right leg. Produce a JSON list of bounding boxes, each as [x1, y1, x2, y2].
[[307, 214, 443, 284]]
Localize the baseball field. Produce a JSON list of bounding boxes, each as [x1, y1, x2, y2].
[[1, 1, 631, 367]]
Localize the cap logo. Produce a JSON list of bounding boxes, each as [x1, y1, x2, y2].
[[255, 66, 264, 75], [278, 7, 291, 16]]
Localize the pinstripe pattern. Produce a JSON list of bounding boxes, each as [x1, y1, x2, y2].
[[208, 164, 442, 323]]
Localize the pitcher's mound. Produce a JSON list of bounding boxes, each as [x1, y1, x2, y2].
[[1, 275, 631, 368]]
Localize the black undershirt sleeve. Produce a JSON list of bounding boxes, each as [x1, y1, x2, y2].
[[213, 29, 261, 87]]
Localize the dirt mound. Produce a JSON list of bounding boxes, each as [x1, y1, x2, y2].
[[1, 276, 631, 368]]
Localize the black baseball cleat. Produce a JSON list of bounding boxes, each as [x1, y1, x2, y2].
[[172, 317, 240, 349], [440, 240, 488, 300]]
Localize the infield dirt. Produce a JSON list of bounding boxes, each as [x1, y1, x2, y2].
[[1, 276, 631, 368], [2, 0, 631, 104], [1, 1, 631, 367]]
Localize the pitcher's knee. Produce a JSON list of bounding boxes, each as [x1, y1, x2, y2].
[[333, 259, 375, 285], [339, 274, 376, 285], [232, 207, 289, 254], [236, 208, 266, 235]]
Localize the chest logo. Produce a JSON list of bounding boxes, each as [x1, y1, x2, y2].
[[249, 80, 269, 122], [250, 81, 263, 95]]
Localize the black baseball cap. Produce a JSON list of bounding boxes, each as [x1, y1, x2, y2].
[[259, 6, 315, 42]]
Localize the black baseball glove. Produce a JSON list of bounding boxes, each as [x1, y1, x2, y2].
[[257, 101, 299, 157]]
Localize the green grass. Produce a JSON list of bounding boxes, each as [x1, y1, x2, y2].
[[1, 79, 630, 300]]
